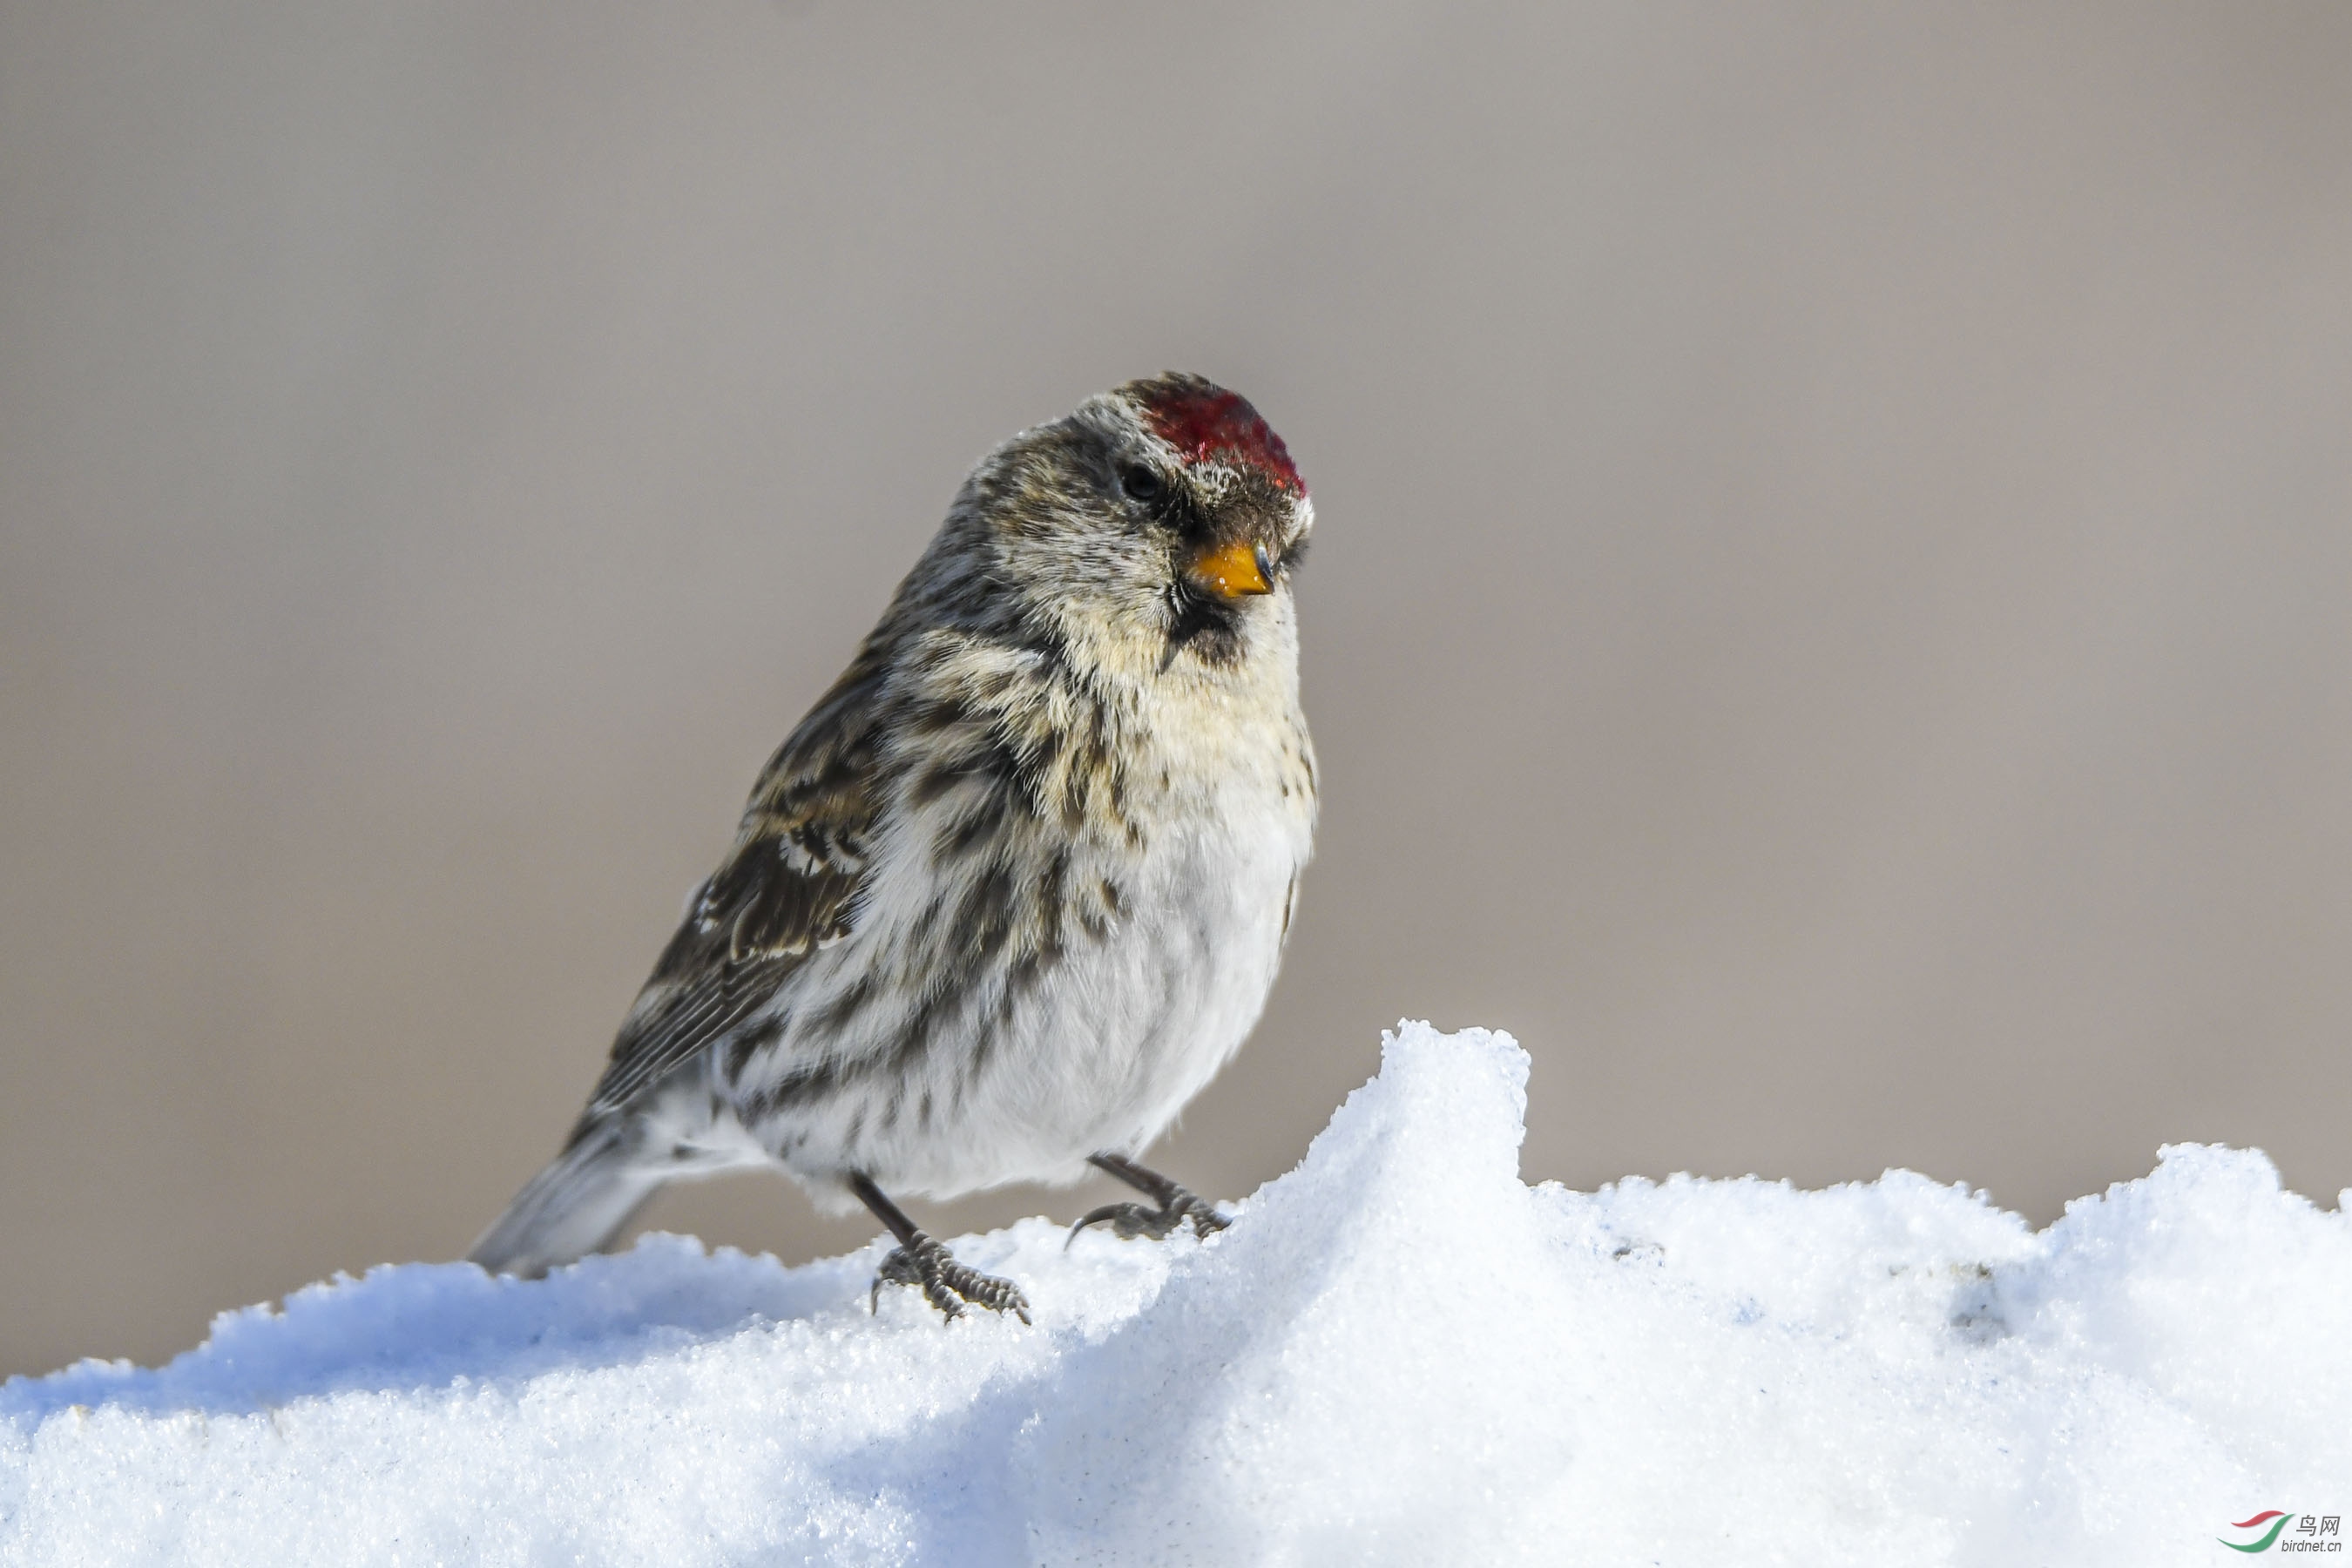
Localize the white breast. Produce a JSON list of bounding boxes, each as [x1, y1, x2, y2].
[[862, 757, 1308, 1198]]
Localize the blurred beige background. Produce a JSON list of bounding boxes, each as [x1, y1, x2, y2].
[[4, 1, 2349, 1379]]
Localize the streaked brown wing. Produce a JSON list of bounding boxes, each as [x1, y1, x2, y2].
[[571, 655, 888, 1127]]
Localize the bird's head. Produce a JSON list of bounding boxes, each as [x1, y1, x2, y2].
[[944, 374, 1313, 679]]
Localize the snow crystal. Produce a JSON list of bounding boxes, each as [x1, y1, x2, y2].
[[4, 1024, 2347, 1565]]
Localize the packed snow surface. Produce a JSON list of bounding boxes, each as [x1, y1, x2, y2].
[[4, 1025, 2348, 1566]]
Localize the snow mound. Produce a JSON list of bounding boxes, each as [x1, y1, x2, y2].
[[4, 1024, 2348, 1565]]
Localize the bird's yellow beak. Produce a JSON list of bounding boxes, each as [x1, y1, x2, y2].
[[1188, 540, 1275, 598]]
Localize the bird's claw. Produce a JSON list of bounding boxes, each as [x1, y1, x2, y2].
[[868, 1233, 1031, 1324], [1065, 1188, 1229, 1248]]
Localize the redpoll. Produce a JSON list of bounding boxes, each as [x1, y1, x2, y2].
[[469, 374, 1317, 1321]]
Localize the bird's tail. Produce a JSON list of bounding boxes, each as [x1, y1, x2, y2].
[[468, 1118, 665, 1279]]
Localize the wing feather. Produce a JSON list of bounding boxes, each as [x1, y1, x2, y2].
[[568, 655, 889, 1132]]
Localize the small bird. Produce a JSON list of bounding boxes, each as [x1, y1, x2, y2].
[[469, 374, 1317, 1320]]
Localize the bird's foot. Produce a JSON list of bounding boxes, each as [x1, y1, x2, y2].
[[1066, 1186, 1230, 1247], [868, 1233, 1031, 1324]]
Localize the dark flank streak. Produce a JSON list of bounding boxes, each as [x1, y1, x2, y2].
[[751, 1058, 847, 1135], [901, 694, 967, 749], [1003, 951, 1043, 1007], [882, 973, 958, 1078], [967, 990, 1004, 1087], [903, 892, 942, 957], [807, 971, 875, 1037], [1038, 849, 1070, 954], [963, 862, 1017, 948], [936, 784, 1010, 862], [723, 1015, 784, 1082], [909, 753, 980, 809]]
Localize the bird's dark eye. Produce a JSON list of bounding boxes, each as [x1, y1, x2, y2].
[[1119, 464, 1163, 502]]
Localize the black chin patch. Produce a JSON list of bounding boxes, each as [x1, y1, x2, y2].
[[1162, 581, 1245, 669]]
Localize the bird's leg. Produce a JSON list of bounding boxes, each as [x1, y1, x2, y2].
[[853, 1173, 1030, 1324], [1065, 1152, 1231, 1247]]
